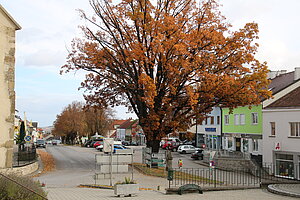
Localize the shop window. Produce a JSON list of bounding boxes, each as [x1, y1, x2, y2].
[[240, 114, 245, 125], [252, 113, 258, 124], [276, 153, 294, 178], [242, 139, 249, 152], [270, 122, 276, 136], [205, 118, 208, 125], [234, 114, 239, 125], [253, 139, 259, 152], [227, 137, 233, 149], [210, 116, 214, 125], [290, 122, 300, 137], [225, 115, 229, 125]]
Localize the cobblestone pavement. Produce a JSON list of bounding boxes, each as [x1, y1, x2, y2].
[[46, 187, 295, 200]]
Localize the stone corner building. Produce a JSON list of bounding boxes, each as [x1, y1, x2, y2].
[[0, 5, 21, 169]]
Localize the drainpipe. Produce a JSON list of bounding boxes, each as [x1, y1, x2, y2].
[[195, 118, 198, 148], [220, 108, 223, 150]]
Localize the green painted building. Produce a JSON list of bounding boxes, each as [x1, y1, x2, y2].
[[221, 105, 263, 156]]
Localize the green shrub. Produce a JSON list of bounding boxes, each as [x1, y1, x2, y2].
[[0, 174, 47, 200], [115, 177, 137, 185]]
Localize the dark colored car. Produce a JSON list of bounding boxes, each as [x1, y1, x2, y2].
[[122, 141, 130, 146], [36, 139, 46, 148], [83, 140, 93, 147], [182, 140, 196, 146], [191, 150, 203, 160]]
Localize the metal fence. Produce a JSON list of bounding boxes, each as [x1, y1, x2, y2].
[[0, 173, 47, 200], [168, 167, 260, 189], [168, 165, 300, 189], [13, 146, 37, 167]]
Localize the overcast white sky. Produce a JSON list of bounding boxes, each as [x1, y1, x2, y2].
[[1, 0, 300, 127]]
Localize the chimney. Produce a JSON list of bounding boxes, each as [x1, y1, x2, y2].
[[267, 70, 287, 79], [295, 67, 300, 81]]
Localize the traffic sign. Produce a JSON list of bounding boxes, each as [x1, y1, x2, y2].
[[25, 135, 32, 142]]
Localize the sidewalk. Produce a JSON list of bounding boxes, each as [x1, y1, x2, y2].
[[43, 167, 299, 200], [46, 187, 295, 200], [268, 184, 300, 198]]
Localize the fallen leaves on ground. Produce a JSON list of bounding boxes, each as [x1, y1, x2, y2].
[[32, 150, 55, 177]]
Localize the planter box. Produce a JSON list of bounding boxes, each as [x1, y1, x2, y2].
[[114, 184, 139, 197]]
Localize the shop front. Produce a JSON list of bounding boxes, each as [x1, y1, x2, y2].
[[274, 152, 300, 180]]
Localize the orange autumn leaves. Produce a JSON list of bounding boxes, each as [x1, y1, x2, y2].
[[61, 0, 272, 145]]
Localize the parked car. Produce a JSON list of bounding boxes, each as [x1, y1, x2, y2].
[[182, 140, 196, 146], [122, 141, 130, 146], [93, 141, 103, 148], [89, 139, 103, 148], [104, 144, 129, 153], [162, 141, 178, 151], [46, 140, 52, 145], [191, 150, 204, 160], [177, 145, 197, 154], [83, 140, 92, 147], [160, 137, 182, 148], [96, 144, 104, 151], [52, 139, 61, 145], [36, 139, 46, 148]]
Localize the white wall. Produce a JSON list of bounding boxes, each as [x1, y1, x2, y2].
[[263, 108, 300, 163]]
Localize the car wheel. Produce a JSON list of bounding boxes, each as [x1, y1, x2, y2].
[[182, 150, 186, 154]]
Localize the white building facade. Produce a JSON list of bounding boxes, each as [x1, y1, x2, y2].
[[263, 68, 300, 180]]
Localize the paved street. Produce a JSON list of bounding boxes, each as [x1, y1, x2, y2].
[[36, 145, 296, 200]]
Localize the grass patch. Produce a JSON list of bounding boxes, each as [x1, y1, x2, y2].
[[132, 163, 220, 184]]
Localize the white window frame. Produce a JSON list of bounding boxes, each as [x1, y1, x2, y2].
[[225, 115, 229, 125], [240, 114, 245, 125], [270, 122, 276, 136], [234, 114, 240, 125], [290, 122, 300, 137], [252, 113, 258, 124]]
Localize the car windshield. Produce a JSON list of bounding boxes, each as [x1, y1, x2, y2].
[[37, 140, 45, 144]]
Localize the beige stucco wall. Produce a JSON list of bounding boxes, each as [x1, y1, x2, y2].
[[0, 7, 19, 169]]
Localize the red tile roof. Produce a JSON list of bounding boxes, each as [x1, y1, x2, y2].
[[119, 119, 138, 129], [266, 84, 300, 108], [108, 120, 127, 130]]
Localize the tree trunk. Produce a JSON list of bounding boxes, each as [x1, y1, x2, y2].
[[148, 140, 160, 153]]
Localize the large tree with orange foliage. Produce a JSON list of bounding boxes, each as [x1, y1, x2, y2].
[[62, 0, 271, 151]]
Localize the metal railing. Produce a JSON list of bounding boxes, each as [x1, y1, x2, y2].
[[0, 173, 47, 200], [13, 146, 37, 167], [168, 167, 260, 189], [168, 164, 300, 189]]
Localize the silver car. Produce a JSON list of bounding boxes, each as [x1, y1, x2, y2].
[[177, 145, 197, 154]]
